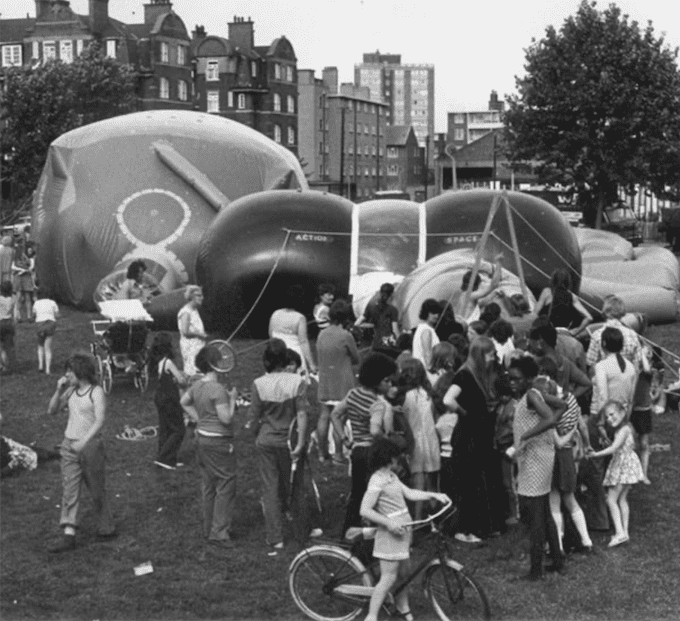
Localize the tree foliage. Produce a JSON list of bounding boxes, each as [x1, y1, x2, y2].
[[1, 43, 139, 203], [504, 1, 680, 218]]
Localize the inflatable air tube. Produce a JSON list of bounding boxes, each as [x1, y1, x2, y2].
[[32, 110, 307, 309], [579, 276, 680, 324], [576, 228, 634, 262]]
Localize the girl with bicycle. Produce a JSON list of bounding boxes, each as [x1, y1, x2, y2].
[[360, 438, 449, 621]]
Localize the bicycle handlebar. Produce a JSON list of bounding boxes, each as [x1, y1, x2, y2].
[[403, 499, 454, 529]]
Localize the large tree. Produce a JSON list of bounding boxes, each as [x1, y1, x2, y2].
[[1, 43, 138, 208], [504, 1, 680, 226]]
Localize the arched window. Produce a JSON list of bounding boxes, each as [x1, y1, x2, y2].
[[273, 93, 281, 112], [274, 125, 282, 143]]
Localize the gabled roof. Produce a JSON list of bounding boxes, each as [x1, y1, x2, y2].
[[386, 125, 415, 147], [454, 128, 504, 167], [0, 18, 34, 43]]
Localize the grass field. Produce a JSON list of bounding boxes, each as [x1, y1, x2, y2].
[[1, 307, 680, 621]]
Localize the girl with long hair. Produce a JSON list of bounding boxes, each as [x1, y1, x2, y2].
[[443, 336, 498, 542]]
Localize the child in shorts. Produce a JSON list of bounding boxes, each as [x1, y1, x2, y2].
[[360, 438, 449, 621], [33, 290, 59, 374]]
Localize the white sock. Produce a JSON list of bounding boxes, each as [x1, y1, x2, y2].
[[64, 526, 76, 537], [571, 507, 592, 547], [550, 508, 565, 553]]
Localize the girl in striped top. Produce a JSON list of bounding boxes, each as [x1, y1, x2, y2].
[[332, 353, 398, 536]]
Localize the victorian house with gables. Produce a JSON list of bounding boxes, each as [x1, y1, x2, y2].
[[192, 17, 298, 155], [0, 0, 193, 111]]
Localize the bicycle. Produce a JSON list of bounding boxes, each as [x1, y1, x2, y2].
[[288, 500, 490, 621]]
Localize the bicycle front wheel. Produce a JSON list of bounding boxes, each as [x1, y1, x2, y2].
[[424, 558, 490, 620], [289, 544, 373, 621]]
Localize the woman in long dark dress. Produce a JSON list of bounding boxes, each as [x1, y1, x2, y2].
[[443, 336, 498, 542]]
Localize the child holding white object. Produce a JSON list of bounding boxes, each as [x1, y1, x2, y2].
[[360, 438, 449, 621], [587, 400, 644, 548]]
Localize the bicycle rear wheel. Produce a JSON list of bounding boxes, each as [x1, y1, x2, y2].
[[423, 558, 490, 620], [289, 544, 373, 621]]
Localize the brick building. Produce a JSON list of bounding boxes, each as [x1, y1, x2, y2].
[[384, 125, 424, 198], [0, 0, 193, 111], [192, 17, 298, 155], [297, 70, 388, 200]]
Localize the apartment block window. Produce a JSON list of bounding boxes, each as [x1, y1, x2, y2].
[[364, 167, 369, 177], [160, 42, 169, 63], [227, 91, 234, 108], [287, 126, 295, 145], [364, 145, 369, 156], [453, 113, 464, 124], [238, 93, 246, 109], [348, 145, 354, 155], [76, 39, 84, 56], [178, 80, 188, 101], [319, 142, 324, 155], [371, 168, 376, 177], [364, 125, 369, 135], [274, 93, 282, 112], [207, 91, 219, 113], [2, 45, 22, 67], [206, 59, 219, 81], [371, 125, 376, 136], [43, 41, 56, 61], [177, 45, 186, 65], [105, 39, 116, 58], [274, 124, 282, 143], [319, 96, 324, 109], [319, 119, 323, 131], [60, 41, 73, 63], [274, 63, 281, 79], [454, 128, 465, 141], [387, 165, 398, 176], [251, 61, 257, 77], [372, 146, 376, 156], [348, 101, 353, 111], [287, 95, 295, 113], [32, 41, 40, 60], [286, 65, 294, 82], [159, 77, 169, 99]]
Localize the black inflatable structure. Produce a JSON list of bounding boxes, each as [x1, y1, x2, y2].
[[196, 190, 355, 335], [195, 189, 582, 337]]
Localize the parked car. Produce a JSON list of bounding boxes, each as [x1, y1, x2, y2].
[[599, 201, 643, 246]]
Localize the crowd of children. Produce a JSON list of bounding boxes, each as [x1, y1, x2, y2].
[[25, 275, 666, 611]]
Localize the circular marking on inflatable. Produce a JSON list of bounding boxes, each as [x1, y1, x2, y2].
[[116, 189, 191, 248]]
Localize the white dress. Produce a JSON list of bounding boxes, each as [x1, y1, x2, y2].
[[269, 308, 309, 374], [412, 323, 440, 370], [177, 306, 205, 376]]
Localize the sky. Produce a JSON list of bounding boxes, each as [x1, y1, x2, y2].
[[5, 0, 680, 132]]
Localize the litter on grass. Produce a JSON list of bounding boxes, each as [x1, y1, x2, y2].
[[134, 562, 153, 576]]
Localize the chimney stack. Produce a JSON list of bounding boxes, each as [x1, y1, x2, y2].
[[228, 16, 254, 51], [89, 0, 109, 35], [144, 0, 172, 27]]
